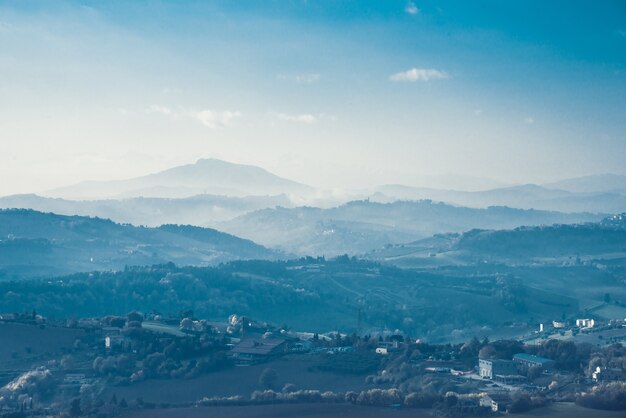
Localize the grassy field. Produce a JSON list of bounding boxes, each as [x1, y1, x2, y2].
[[122, 402, 626, 418], [103, 356, 374, 405], [123, 404, 432, 418], [0, 322, 84, 363], [513, 402, 626, 417]]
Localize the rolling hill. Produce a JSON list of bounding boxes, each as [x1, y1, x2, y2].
[[0, 193, 292, 227], [543, 174, 626, 194], [218, 200, 604, 256], [370, 183, 626, 214], [367, 214, 626, 268], [0, 209, 282, 278]]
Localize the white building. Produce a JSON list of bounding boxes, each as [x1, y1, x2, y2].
[[576, 318, 595, 328]]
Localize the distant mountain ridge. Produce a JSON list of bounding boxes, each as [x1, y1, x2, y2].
[[369, 182, 626, 214], [43, 158, 314, 200], [0, 193, 292, 227], [219, 199, 605, 256], [542, 174, 626, 194], [0, 209, 281, 278]]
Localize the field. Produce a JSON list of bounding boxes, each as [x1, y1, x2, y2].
[[102, 356, 374, 405], [123, 404, 432, 418], [0, 322, 84, 363], [514, 402, 626, 417], [122, 402, 626, 418]]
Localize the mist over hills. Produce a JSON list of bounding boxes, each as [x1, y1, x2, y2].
[[2, 159, 623, 223], [42, 158, 314, 200], [542, 173, 626, 194], [0, 193, 292, 227], [369, 183, 626, 214], [218, 200, 604, 256], [1, 159, 624, 257], [0, 209, 281, 279]]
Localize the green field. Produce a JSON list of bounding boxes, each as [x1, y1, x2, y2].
[[102, 356, 374, 405]]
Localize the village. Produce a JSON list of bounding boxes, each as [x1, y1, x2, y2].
[[0, 308, 624, 417]]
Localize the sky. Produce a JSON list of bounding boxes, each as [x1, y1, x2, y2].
[[0, 0, 625, 195]]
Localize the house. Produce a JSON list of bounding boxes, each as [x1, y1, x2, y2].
[[0, 313, 17, 321], [105, 335, 129, 350], [576, 318, 595, 328], [478, 359, 517, 379], [592, 366, 625, 382], [513, 353, 555, 372], [231, 338, 287, 365], [552, 320, 566, 328], [479, 394, 511, 412]]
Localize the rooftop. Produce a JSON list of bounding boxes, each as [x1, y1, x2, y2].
[[231, 338, 286, 356], [513, 353, 554, 364]]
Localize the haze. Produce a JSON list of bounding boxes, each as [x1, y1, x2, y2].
[[1, 0, 625, 196]]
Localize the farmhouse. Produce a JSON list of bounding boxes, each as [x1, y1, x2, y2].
[[231, 337, 287, 365], [592, 366, 625, 382], [513, 353, 555, 372], [478, 359, 517, 379], [576, 318, 595, 328], [479, 394, 511, 412], [105, 335, 129, 350]]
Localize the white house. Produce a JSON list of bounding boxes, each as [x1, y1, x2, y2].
[[576, 318, 595, 328]]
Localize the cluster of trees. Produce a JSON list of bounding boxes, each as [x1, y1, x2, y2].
[[197, 386, 544, 417], [0, 369, 54, 411], [0, 256, 580, 339], [90, 317, 232, 383], [576, 382, 626, 410], [250, 389, 345, 403], [527, 339, 584, 371]]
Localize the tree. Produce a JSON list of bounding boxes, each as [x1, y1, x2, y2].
[[259, 368, 278, 389], [69, 398, 81, 417], [127, 311, 143, 323]]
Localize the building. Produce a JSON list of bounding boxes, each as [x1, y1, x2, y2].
[[576, 318, 595, 328], [478, 359, 518, 379], [552, 320, 566, 328], [231, 338, 287, 365], [592, 366, 625, 382], [480, 394, 511, 412], [513, 353, 555, 372], [105, 335, 129, 350]]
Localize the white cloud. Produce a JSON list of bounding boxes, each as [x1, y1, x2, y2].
[[146, 105, 241, 129], [147, 105, 173, 115], [276, 113, 318, 124], [405, 2, 420, 15], [524, 116, 535, 124], [390, 68, 448, 82], [277, 73, 320, 84], [194, 110, 241, 129]]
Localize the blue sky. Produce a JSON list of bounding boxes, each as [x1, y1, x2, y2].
[[0, 0, 625, 194]]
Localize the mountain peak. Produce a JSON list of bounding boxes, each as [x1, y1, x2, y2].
[[43, 159, 314, 200]]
